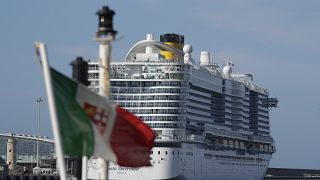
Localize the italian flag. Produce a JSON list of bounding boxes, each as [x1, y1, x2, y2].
[[51, 68, 155, 167]]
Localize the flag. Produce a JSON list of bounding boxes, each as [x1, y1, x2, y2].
[[50, 67, 155, 167]]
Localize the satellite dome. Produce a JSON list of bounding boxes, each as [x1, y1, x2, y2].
[[223, 65, 232, 75], [183, 44, 193, 53]]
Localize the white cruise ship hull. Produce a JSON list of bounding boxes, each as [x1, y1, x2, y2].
[[104, 143, 270, 180], [87, 33, 277, 180]]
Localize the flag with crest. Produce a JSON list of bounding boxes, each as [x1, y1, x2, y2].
[[50, 68, 155, 167]]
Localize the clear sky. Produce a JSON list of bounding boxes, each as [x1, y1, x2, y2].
[[1, 0, 319, 169]]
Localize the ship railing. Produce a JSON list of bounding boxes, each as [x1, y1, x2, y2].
[[111, 88, 187, 94], [205, 127, 247, 140], [110, 73, 185, 80], [250, 135, 274, 143], [113, 95, 186, 101], [126, 58, 184, 64], [205, 127, 274, 143], [124, 104, 185, 108], [110, 82, 188, 88], [155, 133, 274, 145], [110, 85, 187, 89], [155, 134, 204, 142], [222, 75, 269, 95]]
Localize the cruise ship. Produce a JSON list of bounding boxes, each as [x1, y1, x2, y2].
[[87, 33, 278, 180]]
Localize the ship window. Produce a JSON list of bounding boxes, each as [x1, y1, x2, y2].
[[222, 80, 225, 85], [173, 151, 174, 155], [158, 151, 160, 155], [151, 151, 153, 154], [165, 151, 168, 155]]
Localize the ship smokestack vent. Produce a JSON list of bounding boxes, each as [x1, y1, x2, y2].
[[96, 6, 117, 37], [200, 51, 210, 66], [70, 57, 89, 86], [160, 33, 184, 43], [160, 33, 184, 60]]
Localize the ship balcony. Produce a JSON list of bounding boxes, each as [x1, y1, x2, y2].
[[225, 109, 232, 113], [225, 114, 243, 121], [189, 95, 211, 104], [188, 102, 211, 110], [258, 119, 270, 125], [147, 122, 185, 129], [118, 101, 185, 108], [112, 95, 186, 101], [248, 135, 274, 143], [187, 114, 213, 123], [155, 134, 204, 143], [141, 115, 185, 120], [258, 105, 269, 111], [226, 110, 243, 115], [110, 71, 186, 80], [243, 101, 250, 106], [225, 96, 243, 103], [242, 106, 250, 112], [111, 88, 187, 94], [257, 126, 270, 132], [225, 103, 232, 108], [128, 109, 184, 115], [187, 108, 212, 117], [125, 106, 183, 110], [111, 86, 186, 90], [257, 115, 270, 122]]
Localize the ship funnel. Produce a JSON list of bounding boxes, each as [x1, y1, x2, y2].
[[200, 51, 210, 66], [160, 33, 184, 60]]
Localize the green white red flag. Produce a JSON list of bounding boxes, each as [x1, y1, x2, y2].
[[51, 69, 155, 167]]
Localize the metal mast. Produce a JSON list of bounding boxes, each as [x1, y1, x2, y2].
[[95, 6, 117, 97], [81, 6, 117, 180], [36, 97, 44, 171]]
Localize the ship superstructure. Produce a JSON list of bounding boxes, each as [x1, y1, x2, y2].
[[87, 33, 277, 180]]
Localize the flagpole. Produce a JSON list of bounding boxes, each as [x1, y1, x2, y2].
[[34, 42, 67, 180], [81, 155, 88, 180]]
